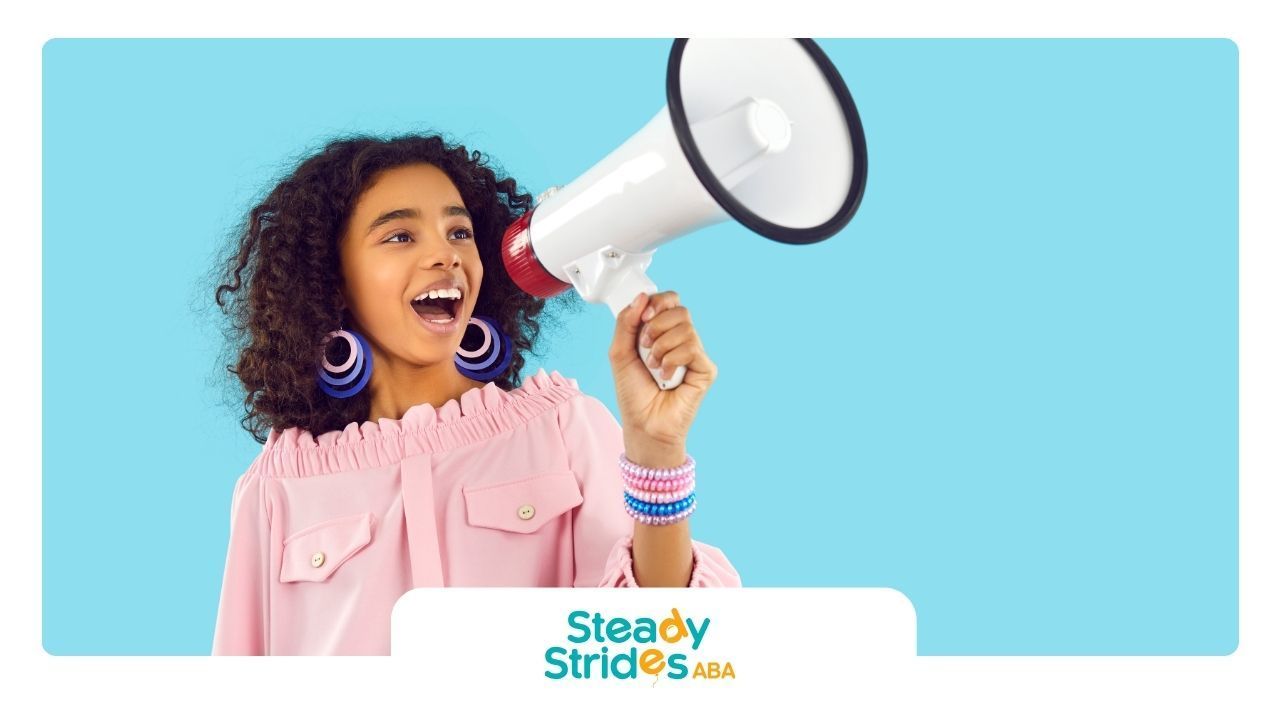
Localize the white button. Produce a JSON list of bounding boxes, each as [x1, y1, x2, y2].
[[311, 551, 326, 568], [517, 504, 536, 520]]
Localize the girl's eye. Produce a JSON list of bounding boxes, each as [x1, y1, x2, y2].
[[384, 228, 474, 244]]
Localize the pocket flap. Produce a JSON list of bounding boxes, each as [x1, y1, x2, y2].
[[463, 471, 584, 534], [279, 511, 374, 583]]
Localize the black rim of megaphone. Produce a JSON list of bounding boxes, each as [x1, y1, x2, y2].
[[666, 38, 868, 245]]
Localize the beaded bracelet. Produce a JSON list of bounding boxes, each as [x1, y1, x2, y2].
[[625, 499, 698, 525], [624, 480, 696, 505], [619, 451, 698, 525], [620, 457, 694, 494], [624, 491, 696, 516], [618, 452, 695, 480], [624, 474, 696, 497]]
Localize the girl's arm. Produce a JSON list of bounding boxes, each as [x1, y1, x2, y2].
[[623, 438, 694, 587], [558, 391, 741, 588]]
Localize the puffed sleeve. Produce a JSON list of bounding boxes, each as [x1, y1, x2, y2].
[[212, 470, 271, 655], [556, 391, 742, 588]]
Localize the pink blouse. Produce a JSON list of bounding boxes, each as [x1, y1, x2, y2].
[[211, 368, 741, 655]]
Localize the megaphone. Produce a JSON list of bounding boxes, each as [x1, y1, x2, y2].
[[502, 38, 868, 390]]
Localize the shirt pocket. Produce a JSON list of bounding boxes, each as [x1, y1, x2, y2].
[[279, 511, 375, 583], [462, 471, 584, 534]]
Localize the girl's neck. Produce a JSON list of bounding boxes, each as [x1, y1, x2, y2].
[[364, 357, 488, 423]]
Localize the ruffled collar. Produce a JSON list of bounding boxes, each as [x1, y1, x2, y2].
[[262, 367, 580, 452]]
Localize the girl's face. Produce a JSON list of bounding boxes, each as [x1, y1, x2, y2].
[[339, 162, 483, 367]]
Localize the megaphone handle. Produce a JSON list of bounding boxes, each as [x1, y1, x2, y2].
[[637, 334, 688, 391], [594, 258, 688, 391]]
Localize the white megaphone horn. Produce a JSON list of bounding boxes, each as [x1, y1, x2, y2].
[[501, 38, 868, 390]]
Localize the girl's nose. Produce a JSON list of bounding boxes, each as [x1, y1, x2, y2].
[[419, 233, 461, 269]]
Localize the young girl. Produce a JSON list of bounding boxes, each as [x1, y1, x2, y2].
[[209, 133, 741, 656]]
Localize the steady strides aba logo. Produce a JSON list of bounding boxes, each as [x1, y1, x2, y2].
[[544, 607, 735, 682]]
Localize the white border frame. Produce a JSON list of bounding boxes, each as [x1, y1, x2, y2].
[[7, 2, 1274, 716]]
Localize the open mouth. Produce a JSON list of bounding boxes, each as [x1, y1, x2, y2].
[[410, 290, 463, 324]]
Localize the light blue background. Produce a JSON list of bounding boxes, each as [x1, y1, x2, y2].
[[42, 39, 1238, 655]]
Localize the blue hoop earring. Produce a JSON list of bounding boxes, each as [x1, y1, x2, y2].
[[455, 315, 512, 382], [317, 327, 373, 398]]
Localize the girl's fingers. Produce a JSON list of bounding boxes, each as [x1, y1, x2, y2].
[[639, 291, 683, 328], [656, 341, 716, 380], [645, 324, 697, 368], [640, 291, 681, 322], [635, 291, 717, 381], [640, 305, 691, 348], [655, 344, 698, 377]]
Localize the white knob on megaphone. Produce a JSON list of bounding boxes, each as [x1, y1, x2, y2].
[[501, 38, 868, 390]]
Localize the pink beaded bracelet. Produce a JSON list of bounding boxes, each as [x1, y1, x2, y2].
[[623, 480, 696, 505], [618, 452, 695, 480], [620, 456, 694, 490], [623, 472, 695, 494]]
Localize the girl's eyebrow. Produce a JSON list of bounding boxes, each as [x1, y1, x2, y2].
[[366, 205, 472, 236]]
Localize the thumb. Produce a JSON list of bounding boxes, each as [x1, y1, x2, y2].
[[610, 292, 648, 363]]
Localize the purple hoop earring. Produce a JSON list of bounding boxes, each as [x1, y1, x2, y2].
[[455, 315, 512, 382], [317, 327, 373, 398]]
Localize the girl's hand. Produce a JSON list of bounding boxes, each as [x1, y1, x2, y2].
[[609, 291, 717, 461]]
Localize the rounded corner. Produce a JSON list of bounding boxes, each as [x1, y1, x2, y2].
[[882, 585, 919, 624], [389, 585, 417, 627], [1221, 630, 1241, 657]]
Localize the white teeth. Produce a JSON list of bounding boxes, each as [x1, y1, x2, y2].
[[413, 288, 461, 302]]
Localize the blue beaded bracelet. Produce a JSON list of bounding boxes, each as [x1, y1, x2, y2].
[[624, 491, 697, 516]]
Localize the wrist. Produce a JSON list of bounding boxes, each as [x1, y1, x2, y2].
[[622, 436, 687, 468]]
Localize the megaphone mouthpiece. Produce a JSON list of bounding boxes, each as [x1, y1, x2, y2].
[[686, 96, 794, 193], [500, 209, 570, 298]]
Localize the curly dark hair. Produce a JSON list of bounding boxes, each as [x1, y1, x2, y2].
[[205, 131, 581, 444]]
